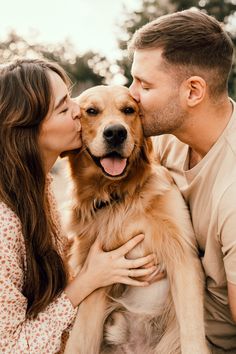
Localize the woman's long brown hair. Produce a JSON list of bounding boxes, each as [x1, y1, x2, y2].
[[0, 59, 70, 318]]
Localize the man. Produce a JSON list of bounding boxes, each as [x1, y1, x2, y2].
[[129, 9, 236, 353]]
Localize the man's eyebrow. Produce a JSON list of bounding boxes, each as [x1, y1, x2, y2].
[[140, 78, 152, 85], [54, 94, 67, 110], [131, 72, 152, 85]]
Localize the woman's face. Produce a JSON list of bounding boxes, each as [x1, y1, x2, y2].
[[38, 70, 81, 170]]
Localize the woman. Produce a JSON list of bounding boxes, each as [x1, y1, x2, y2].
[[0, 59, 157, 353]]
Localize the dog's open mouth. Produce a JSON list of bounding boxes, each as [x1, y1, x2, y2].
[[87, 150, 128, 177], [100, 153, 127, 176]]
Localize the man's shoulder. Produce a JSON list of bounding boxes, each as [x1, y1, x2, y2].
[[153, 133, 186, 149], [219, 180, 236, 208], [152, 135, 187, 167], [225, 99, 236, 152]]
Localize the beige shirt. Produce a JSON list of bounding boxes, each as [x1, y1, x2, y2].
[[0, 175, 77, 354], [153, 100, 236, 350]]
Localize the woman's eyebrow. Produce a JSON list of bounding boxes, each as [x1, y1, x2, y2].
[[54, 94, 67, 110]]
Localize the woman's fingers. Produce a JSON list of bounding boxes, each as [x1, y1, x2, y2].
[[125, 254, 155, 269], [135, 268, 166, 283], [125, 266, 157, 278], [118, 277, 149, 287], [146, 269, 166, 283], [114, 234, 145, 256], [115, 266, 167, 287], [141, 260, 156, 268]]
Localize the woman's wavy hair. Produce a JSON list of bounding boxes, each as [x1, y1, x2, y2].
[[0, 58, 70, 317]]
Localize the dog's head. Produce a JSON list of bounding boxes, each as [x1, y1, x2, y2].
[[74, 85, 150, 180]]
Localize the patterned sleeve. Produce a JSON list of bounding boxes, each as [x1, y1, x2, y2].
[[0, 203, 77, 354]]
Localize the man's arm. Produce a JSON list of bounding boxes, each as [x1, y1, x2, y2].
[[219, 182, 236, 324], [228, 282, 236, 322]]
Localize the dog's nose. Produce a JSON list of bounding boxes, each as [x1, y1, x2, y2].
[[103, 124, 127, 146]]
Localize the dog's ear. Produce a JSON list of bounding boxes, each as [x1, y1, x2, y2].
[[145, 137, 153, 154], [72, 97, 80, 103], [140, 137, 154, 164], [60, 148, 81, 158]]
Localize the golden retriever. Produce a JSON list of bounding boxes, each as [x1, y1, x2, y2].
[[64, 85, 209, 354]]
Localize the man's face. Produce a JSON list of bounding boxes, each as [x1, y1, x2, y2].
[[129, 48, 187, 137]]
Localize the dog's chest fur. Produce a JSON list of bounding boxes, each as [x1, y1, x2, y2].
[[69, 164, 173, 267], [67, 166, 180, 352], [102, 310, 169, 354]]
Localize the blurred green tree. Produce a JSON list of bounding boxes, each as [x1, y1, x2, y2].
[[116, 0, 236, 99], [0, 31, 109, 96]]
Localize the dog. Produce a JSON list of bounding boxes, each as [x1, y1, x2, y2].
[[63, 85, 209, 354]]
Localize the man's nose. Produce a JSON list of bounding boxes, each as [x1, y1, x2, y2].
[[129, 82, 140, 103]]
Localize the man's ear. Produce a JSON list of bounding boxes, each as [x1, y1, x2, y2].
[[181, 76, 206, 107]]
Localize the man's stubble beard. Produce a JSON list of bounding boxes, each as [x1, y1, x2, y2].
[[142, 101, 187, 137]]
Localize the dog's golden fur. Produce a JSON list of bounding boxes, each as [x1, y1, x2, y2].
[[64, 85, 209, 354]]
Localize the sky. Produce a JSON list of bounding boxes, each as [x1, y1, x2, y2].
[[0, 0, 141, 61]]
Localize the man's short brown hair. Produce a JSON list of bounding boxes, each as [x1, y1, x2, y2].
[[129, 10, 234, 97]]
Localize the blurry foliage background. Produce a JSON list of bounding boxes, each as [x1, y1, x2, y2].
[[1, 0, 236, 98]]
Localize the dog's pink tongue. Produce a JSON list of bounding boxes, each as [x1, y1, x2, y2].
[[100, 157, 127, 176]]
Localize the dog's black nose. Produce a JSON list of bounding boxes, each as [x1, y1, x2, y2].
[[103, 124, 127, 146]]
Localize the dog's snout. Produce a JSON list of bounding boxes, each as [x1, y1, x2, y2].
[[103, 124, 127, 146]]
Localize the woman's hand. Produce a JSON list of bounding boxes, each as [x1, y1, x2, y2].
[[135, 261, 166, 283], [82, 233, 157, 288], [65, 234, 157, 307]]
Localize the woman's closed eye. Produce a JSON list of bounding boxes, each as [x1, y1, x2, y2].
[[60, 106, 69, 114]]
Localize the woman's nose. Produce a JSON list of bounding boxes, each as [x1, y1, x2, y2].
[[129, 82, 140, 103], [72, 101, 81, 120]]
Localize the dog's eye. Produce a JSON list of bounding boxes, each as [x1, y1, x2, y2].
[[122, 107, 135, 115], [86, 108, 99, 115]]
